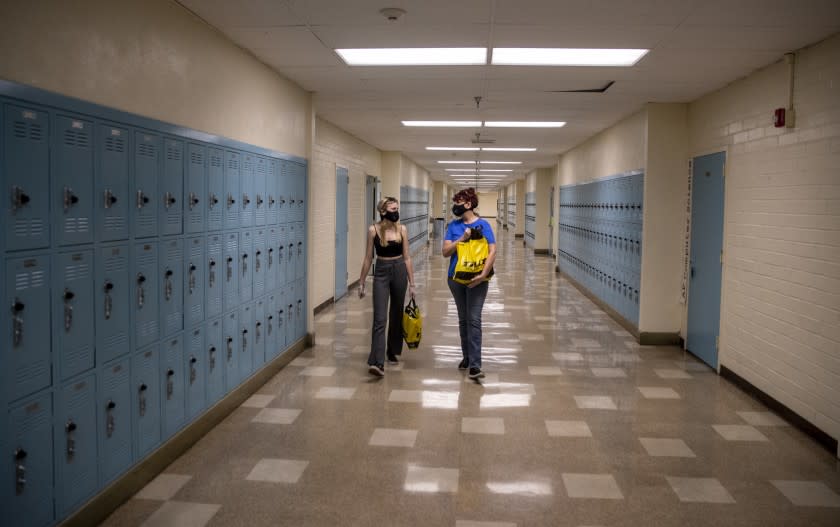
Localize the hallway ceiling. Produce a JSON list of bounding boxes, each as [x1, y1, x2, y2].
[[177, 0, 840, 190]]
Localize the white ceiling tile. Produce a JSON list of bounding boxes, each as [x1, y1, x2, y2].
[[178, 0, 303, 27]]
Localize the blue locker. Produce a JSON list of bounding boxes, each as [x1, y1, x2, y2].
[[206, 148, 224, 232], [254, 297, 267, 369], [132, 131, 160, 239], [161, 334, 185, 440], [254, 156, 267, 226], [185, 236, 205, 328], [53, 250, 95, 381], [277, 224, 288, 286], [3, 391, 54, 527], [287, 290, 296, 345], [132, 242, 159, 350], [52, 114, 94, 246], [223, 311, 240, 391], [185, 325, 206, 421], [93, 245, 131, 364], [131, 346, 161, 458], [186, 143, 207, 234], [95, 123, 129, 242], [278, 160, 291, 225], [224, 151, 240, 230], [267, 159, 280, 226], [266, 227, 278, 292], [160, 138, 184, 236], [206, 234, 223, 318], [5, 254, 51, 402], [160, 238, 184, 338], [3, 103, 50, 251], [265, 292, 278, 360], [295, 279, 305, 342], [294, 163, 306, 222], [98, 357, 132, 486], [295, 221, 305, 281], [204, 318, 225, 405], [238, 303, 255, 380], [223, 232, 239, 312], [276, 286, 287, 354], [240, 154, 255, 228], [239, 230, 253, 304], [286, 223, 297, 285], [55, 373, 97, 517], [253, 229, 267, 296]]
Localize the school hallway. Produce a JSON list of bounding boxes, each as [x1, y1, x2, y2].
[[101, 228, 840, 527]]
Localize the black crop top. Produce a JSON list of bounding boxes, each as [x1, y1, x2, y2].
[[374, 233, 403, 257]]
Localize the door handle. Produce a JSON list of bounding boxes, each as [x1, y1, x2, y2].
[[104, 281, 114, 320], [11, 186, 31, 211], [63, 187, 79, 212], [15, 448, 27, 495], [104, 189, 118, 209], [63, 288, 75, 331], [12, 298, 25, 346], [136, 274, 146, 308], [189, 192, 200, 210]]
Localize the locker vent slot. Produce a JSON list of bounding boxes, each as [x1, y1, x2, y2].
[[64, 217, 91, 234], [15, 269, 46, 289], [64, 129, 91, 148], [105, 136, 125, 153], [210, 154, 222, 167], [15, 219, 45, 239], [13, 121, 27, 139], [29, 122, 43, 141], [104, 254, 127, 272], [167, 146, 182, 161], [138, 320, 157, 339], [191, 151, 204, 165], [138, 143, 156, 158], [103, 333, 128, 349], [104, 216, 126, 232], [136, 251, 155, 267], [65, 262, 91, 281], [228, 157, 239, 170]]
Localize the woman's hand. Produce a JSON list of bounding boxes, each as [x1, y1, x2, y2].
[[460, 228, 472, 242], [358, 283, 366, 299], [409, 283, 416, 298], [467, 274, 485, 288]]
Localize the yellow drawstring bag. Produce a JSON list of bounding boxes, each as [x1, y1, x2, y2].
[[402, 297, 422, 349], [453, 235, 494, 285]]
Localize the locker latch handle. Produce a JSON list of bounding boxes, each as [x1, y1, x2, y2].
[[11, 186, 31, 211], [288, 305, 293, 323], [208, 259, 216, 287], [227, 194, 236, 208], [255, 251, 261, 273], [209, 346, 217, 370], [164, 269, 173, 301], [63, 288, 75, 332], [188, 264, 197, 294], [255, 321, 262, 342], [280, 196, 286, 205], [65, 420, 77, 460], [14, 448, 27, 495], [242, 329, 248, 352], [12, 298, 25, 347], [226, 337, 233, 360], [242, 254, 248, 275], [106, 400, 116, 438], [278, 246, 284, 262], [189, 192, 200, 210], [269, 195, 276, 206], [267, 315, 273, 335], [136, 273, 146, 308], [189, 356, 198, 384], [297, 300, 302, 317], [209, 193, 219, 209], [104, 189, 118, 209], [242, 193, 250, 207], [136, 190, 149, 209], [103, 281, 114, 320], [164, 192, 176, 210], [297, 242, 302, 256], [278, 310, 284, 328], [256, 194, 264, 207], [226, 257, 233, 281], [268, 248, 274, 268], [166, 369, 175, 399], [138, 383, 148, 416], [63, 187, 80, 213]]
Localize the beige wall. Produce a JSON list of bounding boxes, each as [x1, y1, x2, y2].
[[526, 168, 554, 250], [477, 191, 499, 218], [0, 0, 310, 157], [688, 33, 840, 446]]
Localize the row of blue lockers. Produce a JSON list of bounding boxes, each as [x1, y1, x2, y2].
[[524, 192, 536, 247], [556, 223, 642, 285], [399, 186, 429, 254], [2, 101, 307, 253], [558, 250, 640, 324], [2, 281, 306, 527], [507, 198, 517, 229]]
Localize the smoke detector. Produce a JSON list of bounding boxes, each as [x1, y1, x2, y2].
[[379, 8, 406, 21]]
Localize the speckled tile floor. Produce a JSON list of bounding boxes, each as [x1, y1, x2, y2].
[[103, 229, 840, 527]]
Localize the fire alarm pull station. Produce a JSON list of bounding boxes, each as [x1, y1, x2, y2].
[[774, 108, 785, 128]]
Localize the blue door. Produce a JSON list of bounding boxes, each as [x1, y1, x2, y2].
[[159, 238, 184, 338], [239, 230, 254, 304], [52, 114, 94, 246], [98, 357, 132, 485], [204, 318, 225, 404], [161, 334, 185, 440], [240, 154, 255, 228], [132, 131, 160, 239], [185, 325, 206, 421], [95, 123, 129, 242], [55, 373, 97, 517], [687, 152, 726, 368], [254, 156, 267, 226], [131, 346, 161, 458], [160, 138, 184, 236], [132, 242, 159, 350], [223, 151, 240, 230], [186, 143, 207, 234], [205, 234, 223, 318], [334, 167, 349, 300], [53, 250, 95, 381], [185, 237, 205, 328], [206, 148, 224, 231]]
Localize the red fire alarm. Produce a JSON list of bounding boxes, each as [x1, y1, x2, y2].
[[774, 108, 786, 128]]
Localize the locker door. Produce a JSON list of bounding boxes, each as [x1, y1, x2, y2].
[[239, 230, 253, 304], [277, 224, 287, 286], [160, 138, 184, 236], [278, 160, 290, 225], [240, 154, 254, 228], [55, 374, 97, 517], [254, 298, 266, 369], [238, 304, 255, 380], [253, 229, 266, 296], [286, 292, 295, 348], [223, 311, 239, 391], [161, 334, 185, 440], [286, 223, 296, 285], [3, 104, 50, 252], [4, 392, 54, 527], [265, 293, 277, 360], [205, 234, 223, 318], [266, 227, 277, 292], [276, 287, 287, 354], [185, 326, 206, 421], [95, 123, 129, 242], [131, 346, 160, 458], [52, 114, 94, 246], [204, 318, 224, 404], [53, 250, 95, 381], [222, 232, 239, 312], [267, 159, 279, 226], [132, 242, 159, 350], [295, 163, 306, 222], [185, 237, 205, 328], [98, 358, 132, 485], [4, 255, 51, 402], [223, 151, 240, 230], [254, 156, 267, 226], [93, 245, 131, 364], [295, 221, 305, 281], [160, 238, 184, 338], [185, 143, 206, 234], [295, 280, 304, 342], [206, 148, 224, 232], [132, 131, 160, 239]]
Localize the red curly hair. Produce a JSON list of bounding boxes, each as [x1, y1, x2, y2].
[[452, 187, 478, 209]]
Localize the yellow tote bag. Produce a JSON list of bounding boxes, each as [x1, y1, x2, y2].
[[402, 298, 422, 349], [453, 237, 494, 285]]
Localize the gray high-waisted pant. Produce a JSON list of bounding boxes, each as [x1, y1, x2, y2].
[[367, 257, 408, 366]]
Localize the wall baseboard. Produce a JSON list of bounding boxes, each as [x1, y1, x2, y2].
[[533, 249, 550, 255], [556, 269, 640, 340], [62, 338, 310, 527], [639, 332, 682, 346], [514, 234, 524, 239], [720, 365, 838, 458], [313, 297, 334, 315]]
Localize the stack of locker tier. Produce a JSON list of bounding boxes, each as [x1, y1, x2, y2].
[[399, 186, 430, 254], [557, 172, 643, 326], [1, 95, 308, 527]]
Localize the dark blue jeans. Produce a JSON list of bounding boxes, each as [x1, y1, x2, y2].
[[447, 278, 489, 369]]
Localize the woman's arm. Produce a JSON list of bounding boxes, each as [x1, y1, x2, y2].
[[358, 225, 376, 298], [442, 226, 470, 257], [401, 225, 416, 298]]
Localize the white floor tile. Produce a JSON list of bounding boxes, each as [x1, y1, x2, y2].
[[369, 428, 418, 448], [135, 474, 192, 501], [562, 473, 624, 500], [251, 408, 302, 425], [553, 352, 585, 362], [141, 501, 220, 527], [461, 417, 506, 435], [486, 478, 553, 496], [288, 357, 314, 367], [771, 480, 840, 507], [736, 411, 788, 427], [654, 369, 693, 379], [638, 387, 680, 399], [546, 420, 592, 438], [241, 394, 275, 408], [404, 465, 460, 493], [480, 394, 532, 409], [528, 366, 564, 376], [246, 459, 309, 483], [712, 425, 769, 442], [315, 387, 356, 400], [299, 366, 336, 377], [518, 333, 545, 341], [591, 368, 627, 378], [574, 396, 617, 410], [639, 438, 695, 457], [666, 477, 735, 503]]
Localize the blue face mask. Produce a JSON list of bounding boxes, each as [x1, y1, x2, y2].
[[452, 204, 467, 217]]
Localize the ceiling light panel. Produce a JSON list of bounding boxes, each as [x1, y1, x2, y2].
[[480, 161, 522, 164], [337, 48, 487, 66], [484, 121, 566, 128], [403, 121, 482, 127], [426, 147, 481, 151], [492, 48, 649, 66], [438, 161, 478, 164], [481, 147, 537, 151]]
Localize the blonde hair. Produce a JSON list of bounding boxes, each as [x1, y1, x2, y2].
[[376, 197, 401, 243]]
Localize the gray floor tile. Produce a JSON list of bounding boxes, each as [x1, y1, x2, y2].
[[639, 438, 695, 457], [546, 420, 593, 438], [666, 477, 735, 503], [562, 473, 624, 499], [245, 459, 309, 483], [135, 474, 192, 501], [369, 428, 418, 447], [250, 408, 302, 424], [140, 501, 221, 527], [461, 417, 506, 435], [771, 480, 840, 507]]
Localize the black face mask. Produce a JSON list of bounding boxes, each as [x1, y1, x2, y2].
[[452, 204, 467, 217], [381, 211, 399, 222]]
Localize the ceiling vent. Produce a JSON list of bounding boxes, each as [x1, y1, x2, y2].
[[470, 132, 495, 144], [547, 81, 615, 93]]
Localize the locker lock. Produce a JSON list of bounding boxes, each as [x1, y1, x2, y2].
[[63, 288, 75, 332], [227, 194, 236, 208], [11, 186, 31, 211], [189, 356, 198, 384], [164, 192, 176, 210], [267, 315, 273, 335], [241, 254, 248, 275], [139, 383, 148, 416], [14, 448, 27, 495], [226, 257, 233, 281], [209, 346, 217, 370], [268, 248, 274, 267], [136, 273, 146, 308], [63, 187, 80, 212], [103, 281, 114, 322], [209, 259, 217, 287], [106, 400, 117, 438], [209, 193, 219, 209], [166, 369, 175, 399], [269, 195, 276, 206], [65, 420, 77, 460], [242, 329, 248, 351], [104, 189, 118, 209], [189, 192, 200, 209], [136, 190, 150, 209], [255, 321, 262, 342], [164, 269, 174, 301], [226, 337, 233, 360], [256, 194, 264, 206], [255, 251, 261, 272], [188, 264, 197, 293], [12, 298, 25, 347], [242, 193, 250, 207]]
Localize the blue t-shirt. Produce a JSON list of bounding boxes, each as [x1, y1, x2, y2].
[[444, 217, 496, 278]]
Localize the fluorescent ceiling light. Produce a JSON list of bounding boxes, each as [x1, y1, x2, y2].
[[484, 121, 565, 128], [403, 121, 482, 127], [481, 147, 536, 151], [478, 169, 514, 172], [492, 48, 648, 66], [480, 161, 522, 164], [438, 161, 477, 164], [426, 147, 480, 151], [336, 48, 487, 66]]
